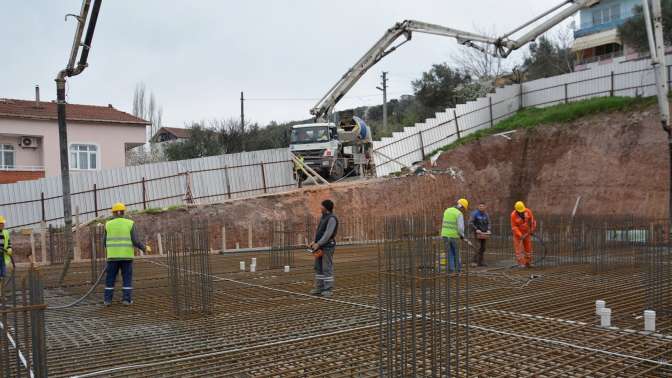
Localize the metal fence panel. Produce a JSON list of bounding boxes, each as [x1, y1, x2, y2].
[[373, 56, 672, 177], [0, 148, 293, 229]]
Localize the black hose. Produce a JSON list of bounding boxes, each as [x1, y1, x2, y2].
[[532, 234, 548, 266], [48, 266, 107, 310]]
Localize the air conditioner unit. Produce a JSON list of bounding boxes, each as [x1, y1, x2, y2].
[[19, 136, 39, 148]]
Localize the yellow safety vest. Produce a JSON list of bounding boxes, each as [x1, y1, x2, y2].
[[105, 218, 135, 260], [294, 156, 304, 172], [441, 207, 461, 238], [2, 229, 10, 267]]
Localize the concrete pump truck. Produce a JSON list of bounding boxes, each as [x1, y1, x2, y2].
[[290, 1, 603, 180]]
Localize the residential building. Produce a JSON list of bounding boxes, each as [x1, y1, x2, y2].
[[572, 0, 639, 65], [150, 127, 190, 143], [0, 89, 149, 184]]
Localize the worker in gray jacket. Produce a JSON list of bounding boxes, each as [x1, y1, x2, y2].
[[310, 199, 339, 298]]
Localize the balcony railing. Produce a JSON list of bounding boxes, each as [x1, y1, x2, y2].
[[574, 18, 629, 39], [577, 50, 624, 65]]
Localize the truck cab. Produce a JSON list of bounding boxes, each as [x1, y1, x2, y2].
[[289, 123, 342, 179]]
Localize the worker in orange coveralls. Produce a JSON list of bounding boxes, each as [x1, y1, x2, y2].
[[511, 201, 537, 268]]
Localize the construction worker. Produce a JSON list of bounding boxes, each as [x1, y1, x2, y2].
[[469, 202, 490, 267], [103, 202, 150, 306], [0, 216, 12, 280], [310, 199, 339, 297], [511, 201, 537, 268], [441, 199, 471, 272], [294, 155, 306, 188]]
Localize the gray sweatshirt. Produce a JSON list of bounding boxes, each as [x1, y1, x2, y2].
[[316, 217, 338, 247]]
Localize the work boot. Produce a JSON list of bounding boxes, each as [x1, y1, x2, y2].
[[321, 290, 333, 298], [103, 301, 111, 307], [122, 300, 133, 306], [309, 288, 322, 295]]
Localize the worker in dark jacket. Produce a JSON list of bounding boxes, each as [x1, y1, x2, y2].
[[469, 203, 490, 267], [310, 199, 339, 298], [103, 202, 150, 306]]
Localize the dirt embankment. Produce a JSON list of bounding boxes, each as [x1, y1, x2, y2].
[[431, 104, 668, 217], [9, 104, 668, 262]]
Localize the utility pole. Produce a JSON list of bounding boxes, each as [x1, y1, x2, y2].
[[642, 0, 671, 222], [240, 91, 245, 151], [56, 0, 103, 284], [240, 91, 245, 129], [376, 71, 388, 131]]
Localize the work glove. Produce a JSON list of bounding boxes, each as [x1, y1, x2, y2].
[[514, 231, 522, 238], [145, 245, 152, 254], [5, 248, 11, 256]]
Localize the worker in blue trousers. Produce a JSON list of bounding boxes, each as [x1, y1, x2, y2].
[[440, 198, 472, 272], [103, 202, 150, 306]]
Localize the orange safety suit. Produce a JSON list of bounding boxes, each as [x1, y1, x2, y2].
[[511, 208, 537, 267]]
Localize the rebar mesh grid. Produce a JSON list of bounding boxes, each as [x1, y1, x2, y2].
[[165, 220, 214, 319]]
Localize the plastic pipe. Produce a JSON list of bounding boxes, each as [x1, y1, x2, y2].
[[250, 264, 256, 273], [239, 261, 245, 271], [644, 310, 656, 332], [284, 265, 290, 273], [595, 300, 605, 315], [600, 308, 611, 327]]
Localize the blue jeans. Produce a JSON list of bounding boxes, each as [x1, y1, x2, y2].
[[0, 255, 5, 278], [442, 237, 461, 272], [104, 260, 133, 302]]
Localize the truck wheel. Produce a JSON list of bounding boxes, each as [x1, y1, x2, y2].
[[330, 159, 345, 180]]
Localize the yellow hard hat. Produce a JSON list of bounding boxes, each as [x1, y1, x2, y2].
[[0, 215, 5, 224], [111, 202, 126, 212], [457, 198, 469, 210], [515, 201, 526, 212]]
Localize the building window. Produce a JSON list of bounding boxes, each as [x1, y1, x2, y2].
[[0, 144, 15, 169], [592, 4, 621, 25], [70, 144, 98, 170]]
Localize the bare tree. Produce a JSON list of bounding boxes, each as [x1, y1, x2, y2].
[[450, 26, 505, 81], [132, 82, 164, 142]]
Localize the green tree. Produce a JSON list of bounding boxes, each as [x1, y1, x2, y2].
[[618, 0, 672, 51], [411, 63, 473, 119], [163, 123, 223, 160], [521, 36, 574, 80]]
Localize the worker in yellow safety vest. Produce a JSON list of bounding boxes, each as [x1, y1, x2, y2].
[[0, 216, 12, 280], [103, 202, 150, 306], [440, 199, 472, 272], [294, 155, 306, 188]]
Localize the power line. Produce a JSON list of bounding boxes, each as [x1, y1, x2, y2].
[[245, 92, 406, 102]]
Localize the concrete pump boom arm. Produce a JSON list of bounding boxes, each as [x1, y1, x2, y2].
[[310, 1, 601, 121], [309, 20, 497, 121], [494, 0, 601, 57]]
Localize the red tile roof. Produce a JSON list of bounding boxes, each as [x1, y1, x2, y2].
[[0, 98, 149, 126], [157, 126, 190, 139]]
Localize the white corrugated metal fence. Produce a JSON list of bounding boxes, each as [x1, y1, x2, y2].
[[372, 56, 667, 177], [0, 148, 294, 229]]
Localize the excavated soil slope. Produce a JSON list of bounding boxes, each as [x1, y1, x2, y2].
[[431, 104, 668, 218]]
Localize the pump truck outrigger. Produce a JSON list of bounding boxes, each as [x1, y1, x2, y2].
[[290, 0, 601, 180]]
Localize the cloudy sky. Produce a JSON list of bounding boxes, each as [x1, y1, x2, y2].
[[2, 0, 574, 128]]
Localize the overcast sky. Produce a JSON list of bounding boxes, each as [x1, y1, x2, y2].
[[2, 0, 574, 128]]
